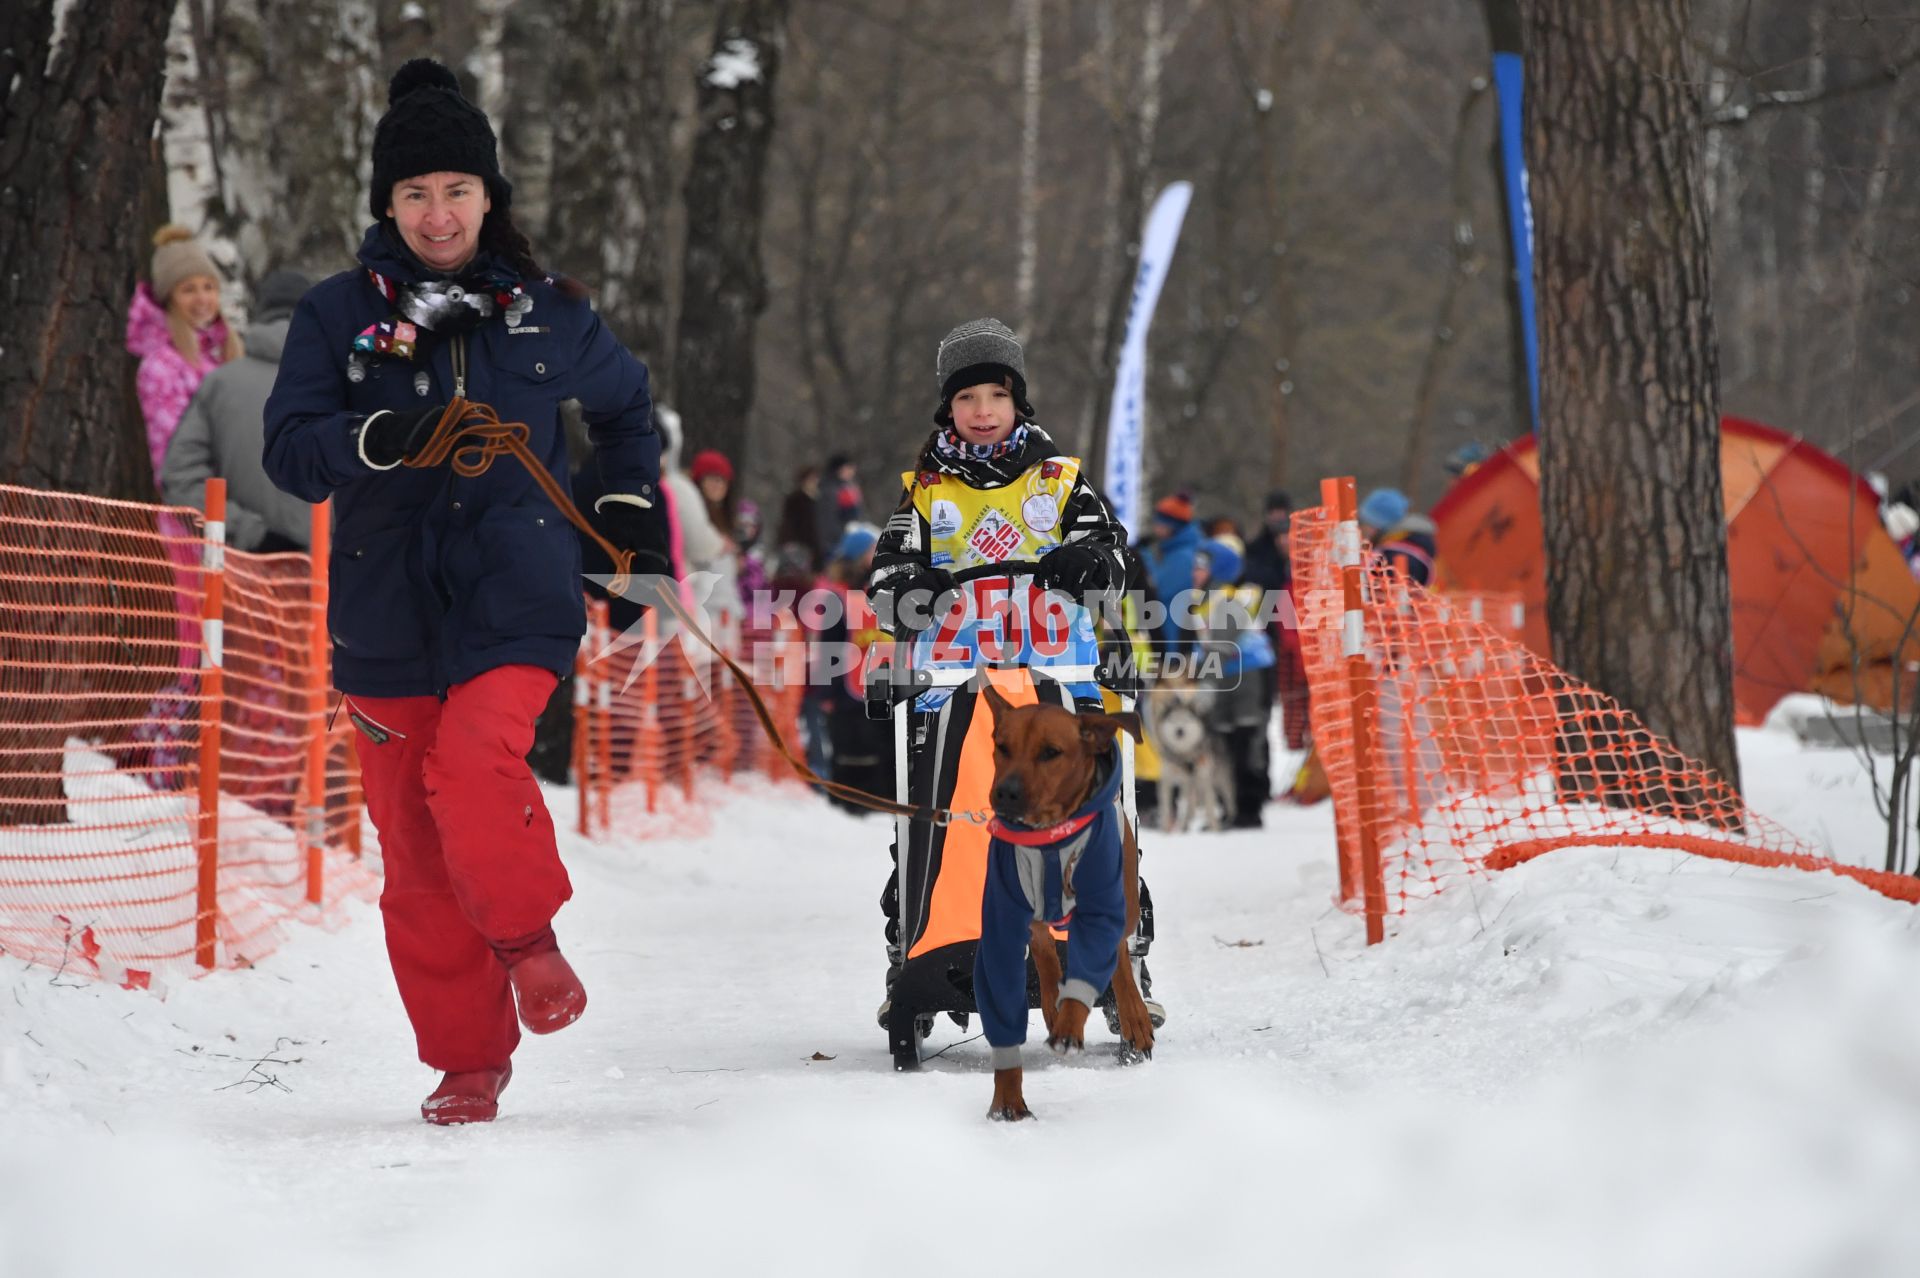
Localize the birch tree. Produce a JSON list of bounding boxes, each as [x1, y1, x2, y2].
[[673, 0, 792, 461]]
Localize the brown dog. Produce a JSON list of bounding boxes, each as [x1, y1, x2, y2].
[[979, 685, 1157, 1122]]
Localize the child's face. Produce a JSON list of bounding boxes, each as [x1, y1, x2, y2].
[[169, 274, 222, 330], [948, 381, 1018, 447]]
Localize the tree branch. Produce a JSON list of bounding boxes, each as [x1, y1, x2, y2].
[[1707, 41, 1920, 127]]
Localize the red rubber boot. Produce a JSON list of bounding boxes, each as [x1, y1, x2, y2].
[[421, 1062, 512, 1125], [494, 927, 587, 1035]]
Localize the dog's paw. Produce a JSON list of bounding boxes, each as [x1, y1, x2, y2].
[[988, 1067, 1031, 1121], [1047, 998, 1091, 1055], [1115, 1040, 1153, 1067], [1117, 1016, 1156, 1059]]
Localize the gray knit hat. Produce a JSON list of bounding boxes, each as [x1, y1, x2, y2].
[[934, 317, 1033, 423], [150, 224, 221, 305]]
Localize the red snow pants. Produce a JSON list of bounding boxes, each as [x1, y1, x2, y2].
[[347, 664, 570, 1072]]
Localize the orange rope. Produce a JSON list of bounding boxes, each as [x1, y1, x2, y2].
[[409, 397, 635, 591]]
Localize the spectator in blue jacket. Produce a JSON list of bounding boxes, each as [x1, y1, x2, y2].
[[1195, 536, 1278, 828], [262, 58, 668, 1126], [1358, 487, 1437, 586], [1141, 492, 1201, 650]]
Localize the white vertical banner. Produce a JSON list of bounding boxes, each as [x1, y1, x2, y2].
[[1103, 180, 1193, 536]]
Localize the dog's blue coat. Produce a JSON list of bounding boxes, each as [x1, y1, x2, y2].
[[974, 747, 1128, 1051]]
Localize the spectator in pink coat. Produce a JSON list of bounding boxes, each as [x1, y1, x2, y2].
[[125, 224, 241, 483]]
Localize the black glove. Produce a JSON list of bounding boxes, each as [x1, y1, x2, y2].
[[1036, 543, 1116, 597], [883, 563, 959, 633], [594, 490, 672, 576], [358, 404, 447, 470]]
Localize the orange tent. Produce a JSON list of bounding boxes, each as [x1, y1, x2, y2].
[[1431, 416, 1919, 725]]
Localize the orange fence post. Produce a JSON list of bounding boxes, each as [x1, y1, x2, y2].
[[195, 478, 228, 968], [345, 753, 364, 856], [716, 605, 739, 776], [766, 616, 795, 784], [1319, 477, 1357, 907], [303, 498, 330, 906], [641, 606, 659, 815], [1332, 477, 1387, 945], [594, 601, 614, 834], [573, 615, 592, 838], [678, 653, 695, 803]]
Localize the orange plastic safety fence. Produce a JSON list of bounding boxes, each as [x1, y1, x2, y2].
[[0, 483, 373, 983], [1294, 478, 1919, 943], [574, 598, 810, 842]]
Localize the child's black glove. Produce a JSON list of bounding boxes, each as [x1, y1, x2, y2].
[[884, 564, 959, 633], [1035, 543, 1115, 598]]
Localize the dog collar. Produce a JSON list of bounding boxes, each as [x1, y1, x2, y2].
[[988, 810, 1097, 846]]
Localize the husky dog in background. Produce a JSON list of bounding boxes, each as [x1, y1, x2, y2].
[[1144, 682, 1232, 832]]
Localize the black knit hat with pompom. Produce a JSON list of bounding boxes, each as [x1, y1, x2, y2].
[[369, 58, 512, 220]]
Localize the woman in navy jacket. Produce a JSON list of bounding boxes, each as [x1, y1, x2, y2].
[[264, 59, 666, 1125]]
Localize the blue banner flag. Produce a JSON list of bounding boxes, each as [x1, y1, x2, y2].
[[1103, 181, 1194, 535], [1493, 52, 1541, 431]]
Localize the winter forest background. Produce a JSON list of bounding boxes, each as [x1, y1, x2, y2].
[[5, 0, 1919, 516]]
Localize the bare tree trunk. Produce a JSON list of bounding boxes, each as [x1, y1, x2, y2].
[[611, 0, 681, 368], [1798, 9, 1828, 303], [499, 0, 559, 235], [1016, 0, 1042, 331], [1088, 0, 1167, 490], [494, 0, 676, 360], [1480, 0, 1536, 443], [162, 0, 384, 286], [1223, 0, 1300, 492], [542, 0, 676, 362], [0, 0, 176, 497], [1401, 78, 1491, 503], [1078, 4, 1125, 464], [1524, 0, 1743, 791], [215, 0, 382, 279], [672, 0, 791, 460], [273, 2, 383, 275]]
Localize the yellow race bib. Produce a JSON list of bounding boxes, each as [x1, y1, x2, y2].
[[903, 456, 1081, 572]]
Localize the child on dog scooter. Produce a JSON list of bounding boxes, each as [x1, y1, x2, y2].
[[865, 317, 1161, 1030]]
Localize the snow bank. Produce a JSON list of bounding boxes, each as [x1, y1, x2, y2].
[[0, 743, 363, 971], [3, 727, 1917, 1276]]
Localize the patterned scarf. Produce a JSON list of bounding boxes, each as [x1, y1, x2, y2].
[[922, 421, 1051, 487], [933, 422, 1030, 465], [346, 266, 532, 384]]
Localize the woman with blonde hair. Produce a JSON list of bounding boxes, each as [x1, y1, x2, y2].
[[125, 224, 242, 481]]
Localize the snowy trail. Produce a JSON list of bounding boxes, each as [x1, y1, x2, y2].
[[5, 726, 1920, 1276]]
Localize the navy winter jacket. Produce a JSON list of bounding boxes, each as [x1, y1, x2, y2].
[[263, 224, 660, 698], [974, 749, 1128, 1065]]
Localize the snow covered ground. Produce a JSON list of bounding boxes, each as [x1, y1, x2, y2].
[[4, 718, 1919, 1277]]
